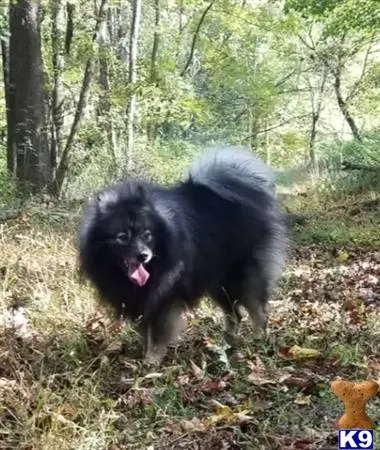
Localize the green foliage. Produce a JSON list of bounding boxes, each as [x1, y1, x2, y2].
[[1, 0, 380, 201], [138, 139, 202, 184], [285, 0, 380, 34], [0, 6, 9, 42], [314, 131, 380, 197], [294, 218, 380, 247], [0, 153, 17, 207]]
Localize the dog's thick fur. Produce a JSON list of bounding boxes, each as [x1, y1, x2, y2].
[[79, 147, 287, 365]]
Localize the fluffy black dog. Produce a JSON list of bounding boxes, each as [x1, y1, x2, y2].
[[79, 147, 287, 365]]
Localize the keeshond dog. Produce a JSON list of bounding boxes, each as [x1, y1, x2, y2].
[[79, 147, 287, 365]]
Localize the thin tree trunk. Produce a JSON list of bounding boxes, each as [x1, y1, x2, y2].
[[98, 17, 117, 166], [308, 113, 318, 171], [179, 0, 183, 34], [307, 65, 327, 172], [175, 0, 184, 62], [8, 0, 51, 193], [1, 39, 13, 173], [150, 0, 160, 84], [265, 119, 271, 165], [51, 0, 65, 180], [180, 0, 215, 77], [126, 0, 142, 171], [147, 0, 160, 141], [333, 70, 362, 143], [247, 109, 252, 150], [52, 0, 109, 196], [65, 2, 74, 55]]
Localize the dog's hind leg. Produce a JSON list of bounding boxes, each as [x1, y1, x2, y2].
[[143, 302, 185, 366], [209, 286, 245, 346], [239, 264, 274, 338]]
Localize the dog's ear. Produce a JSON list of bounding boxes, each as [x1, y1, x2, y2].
[[96, 189, 118, 213]]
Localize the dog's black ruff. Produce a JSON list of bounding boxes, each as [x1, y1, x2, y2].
[[79, 150, 286, 334]]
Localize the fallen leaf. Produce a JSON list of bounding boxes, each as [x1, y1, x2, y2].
[[282, 375, 316, 393], [247, 375, 277, 386], [123, 388, 155, 407], [282, 439, 314, 450], [202, 400, 252, 429], [247, 356, 266, 376], [368, 359, 380, 373], [204, 338, 231, 370], [104, 339, 123, 355], [143, 372, 163, 380], [177, 375, 190, 386], [180, 417, 205, 432], [294, 393, 311, 406], [200, 378, 227, 394], [189, 359, 205, 379], [337, 250, 350, 263], [279, 345, 321, 361]]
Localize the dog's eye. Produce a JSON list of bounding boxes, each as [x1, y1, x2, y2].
[[116, 231, 130, 243], [143, 230, 152, 242]]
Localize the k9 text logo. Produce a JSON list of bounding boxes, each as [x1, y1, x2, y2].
[[338, 430, 374, 450]]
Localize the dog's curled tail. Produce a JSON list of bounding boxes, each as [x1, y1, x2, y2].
[[187, 146, 276, 202]]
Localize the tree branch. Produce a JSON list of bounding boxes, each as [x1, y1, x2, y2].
[[242, 114, 309, 141], [346, 33, 375, 103], [333, 68, 362, 142], [180, 0, 215, 77]]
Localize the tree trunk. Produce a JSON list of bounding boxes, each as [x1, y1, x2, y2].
[[307, 65, 326, 173], [8, 0, 52, 193], [98, 17, 117, 166], [180, 0, 215, 77], [308, 113, 318, 171], [333, 70, 362, 143], [52, 0, 109, 196], [126, 0, 142, 171], [147, 0, 160, 141], [150, 0, 160, 84], [51, 0, 65, 180], [1, 40, 12, 173]]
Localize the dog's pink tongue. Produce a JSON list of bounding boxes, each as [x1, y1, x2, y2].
[[128, 263, 150, 287]]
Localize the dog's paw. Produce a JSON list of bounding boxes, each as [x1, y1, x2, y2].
[[144, 350, 165, 367], [224, 331, 244, 347]]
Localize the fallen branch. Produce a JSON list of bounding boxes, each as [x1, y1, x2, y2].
[[349, 199, 380, 216], [286, 213, 314, 225], [0, 210, 23, 222], [341, 161, 380, 172]]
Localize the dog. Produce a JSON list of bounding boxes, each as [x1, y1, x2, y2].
[[78, 146, 287, 365]]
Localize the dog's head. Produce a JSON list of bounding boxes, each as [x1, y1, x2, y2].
[[90, 183, 159, 287]]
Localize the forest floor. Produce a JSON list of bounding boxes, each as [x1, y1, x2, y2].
[[0, 191, 379, 449]]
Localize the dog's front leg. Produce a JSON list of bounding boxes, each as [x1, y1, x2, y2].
[[143, 302, 186, 367]]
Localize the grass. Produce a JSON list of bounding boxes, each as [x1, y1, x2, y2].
[[1, 190, 380, 449]]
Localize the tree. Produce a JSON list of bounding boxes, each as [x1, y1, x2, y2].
[[7, 0, 52, 193], [126, 0, 142, 171], [52, 0, 109, 196], [286, 0, 380, 143], [305, 61, 327, 170], [146, 0, 161, 141], [50, 0, 65, 180]]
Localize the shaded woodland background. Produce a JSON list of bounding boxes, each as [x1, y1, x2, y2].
[[1, 0, 380, 201], [0, 1, 380, 449]]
